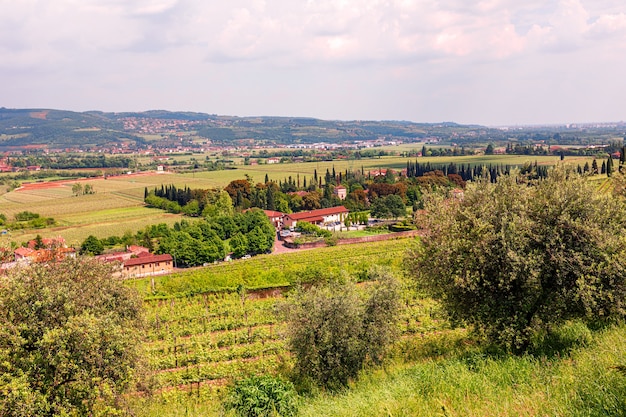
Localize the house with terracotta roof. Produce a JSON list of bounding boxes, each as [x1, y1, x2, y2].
[[27, 236, 66, 250], [263, 210, 285, 229], [121, 253, 174, 278], [14, 246, 76, 265], [283, 206, 349, 229], [96, 245, 151, 263]]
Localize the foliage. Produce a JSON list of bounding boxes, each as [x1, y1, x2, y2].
[[71, 182, 95, 196], [370, 194, 406, 219], [296, 324, 626, 417], [229, 232, 249, 258], [0, 257, 144, 416], [295, 221, 331, 238], [13, 211, 40, 221], [80, 234, 105, 255], [409, 167, 626, 351], [224, 375, 298, 417], [282, 268, 400, 390]]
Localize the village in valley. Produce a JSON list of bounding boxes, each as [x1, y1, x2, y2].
[[1, 108, 625, 417]]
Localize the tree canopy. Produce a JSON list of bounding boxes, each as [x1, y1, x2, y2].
[[409, 168, 626, 351], [0, 257, 144, 416], [282, 268, 400, 390]]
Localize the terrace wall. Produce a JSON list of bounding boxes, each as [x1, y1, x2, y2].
[[281, 230, 423, 249]]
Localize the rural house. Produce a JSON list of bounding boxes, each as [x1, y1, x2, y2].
[[121, 253, 174, 278], [282, 206, 349, 229]]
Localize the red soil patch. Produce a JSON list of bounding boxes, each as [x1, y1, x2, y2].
[[30, 111, 49, 120], [14, 171, 160, 192]]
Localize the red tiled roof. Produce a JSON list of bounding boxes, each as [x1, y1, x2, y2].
[[123, 254, 173, 267], [15, 247, 34, 257], [127, 245, 150, 254], [285, 206, 349, 221], [263, 210, 284, 218]]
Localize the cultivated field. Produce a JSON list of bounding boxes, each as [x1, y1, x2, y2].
[[0, 154, 598, 247]]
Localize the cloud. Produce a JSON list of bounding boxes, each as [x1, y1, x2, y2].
[[1, 0, 625, 124]]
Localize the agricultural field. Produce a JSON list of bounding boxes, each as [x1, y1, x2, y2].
[[127, 238, 451, 414], [0, 153, 599, 247]]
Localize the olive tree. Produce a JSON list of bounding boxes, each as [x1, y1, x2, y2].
[[283, 268, 400, 390], [409, 168, 626, 352], [0, 257, 144, 416]]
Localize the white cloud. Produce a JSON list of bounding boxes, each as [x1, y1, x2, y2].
[[1, 0, 626, 124]]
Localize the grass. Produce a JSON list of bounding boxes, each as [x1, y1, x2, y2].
[[0, 154, 601, 247], [295, 323, 626, 417], [333, 229, 390, 238]]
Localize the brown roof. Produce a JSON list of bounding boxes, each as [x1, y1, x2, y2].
[[15, 247, 34, 257], [124, 254, 173, 267], [285, 206, 349, 221]]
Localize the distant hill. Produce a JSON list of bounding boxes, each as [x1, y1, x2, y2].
[[0, 108, 145, 149], [0, 107, 624, 150]]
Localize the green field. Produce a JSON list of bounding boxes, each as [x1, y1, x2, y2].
[[124, 237, 626, 417], [0, 154, 598, 247], [127, 238, 451, 415]]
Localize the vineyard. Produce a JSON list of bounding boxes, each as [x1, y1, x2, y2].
[[136, 238, 448, 408]]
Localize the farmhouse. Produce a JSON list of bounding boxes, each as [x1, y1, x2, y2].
[[97, 245, 151, 262], [121, 253, 174, 278], [283, 206, 349, 228], [263, 210, 285, 229]]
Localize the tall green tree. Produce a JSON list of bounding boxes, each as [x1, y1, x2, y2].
[[80, 234, 104, 255], [0, 258, 144, 416], [409, 167, 626, 351]]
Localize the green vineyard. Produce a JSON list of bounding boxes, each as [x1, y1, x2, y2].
[[135, 238, 449, 405]]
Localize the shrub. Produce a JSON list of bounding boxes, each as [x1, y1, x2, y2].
[[224, 375, 298, 417], [282, 268, 400, 390], [409, 168, 626, 352]]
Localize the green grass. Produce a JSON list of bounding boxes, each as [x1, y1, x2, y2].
[[129, 238, 414, 298], [0, 154, 599, 248], [296, 324, 626, 417], [333, 229, 391, 238]]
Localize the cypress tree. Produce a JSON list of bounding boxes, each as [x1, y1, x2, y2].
[[607, 156, 614, 177]]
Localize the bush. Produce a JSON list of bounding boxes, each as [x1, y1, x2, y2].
[[296, 221, 331, 238], [0, 258, 144, 416], [409, 168, 626, 352], [224, 375, 298, 417], [388, 222, 416, 232], [282, 268, 400, 390]]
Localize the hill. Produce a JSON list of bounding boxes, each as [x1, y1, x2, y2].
[[1, 107, 625, 151]]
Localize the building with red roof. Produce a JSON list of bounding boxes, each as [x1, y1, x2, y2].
[[283, 206, 349, 228], [121, 254, 173, 278]]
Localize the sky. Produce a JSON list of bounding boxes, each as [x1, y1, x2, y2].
[[1, 0, 625, 126]]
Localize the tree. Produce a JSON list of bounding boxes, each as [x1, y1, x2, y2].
[[71, 182, 83, 196], [409, 168, 626, 352], [607, 156, 614, 177], [370, 195, 406, 219], [229, 233, 248, 258], [485, 143, 494, 155], [282, 269, 399, 390], [0, 258, 144, 416], [80, 234, 104, 255]]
